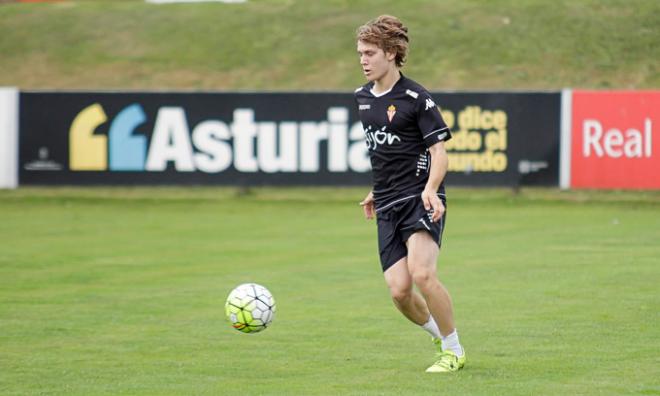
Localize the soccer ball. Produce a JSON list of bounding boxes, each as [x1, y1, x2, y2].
[[225, 283, 276, 333]]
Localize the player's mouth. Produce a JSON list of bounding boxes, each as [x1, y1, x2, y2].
[[363, 69, 371, 76]]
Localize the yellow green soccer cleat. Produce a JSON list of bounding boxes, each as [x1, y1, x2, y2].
[[425, 349, 466, 373]]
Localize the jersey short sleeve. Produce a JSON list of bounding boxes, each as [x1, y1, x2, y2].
[[416, 91, 451, 148]]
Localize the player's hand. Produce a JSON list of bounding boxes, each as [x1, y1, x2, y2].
[[421, 189, 444, 223], [360, 191, 375, 220]]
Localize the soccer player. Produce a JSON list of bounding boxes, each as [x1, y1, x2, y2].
[[354, 15, 466, 373]]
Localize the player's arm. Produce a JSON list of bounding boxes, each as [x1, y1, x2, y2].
[[360, 190, 375, 220], [416, 91, 450, 223], [421, 141, 448, 223], [354, 90, 375, 220]]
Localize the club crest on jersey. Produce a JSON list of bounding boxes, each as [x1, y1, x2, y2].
[[387, 105, 396, 122]]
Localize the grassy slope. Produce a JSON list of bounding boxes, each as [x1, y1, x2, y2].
[[0, 187, 659, 395], [0, 0, 658, 90]]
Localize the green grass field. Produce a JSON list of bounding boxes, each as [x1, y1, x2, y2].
[[1, 0, 658, 90], [1, 187, 659, 395], [1, 0, 658, 394]]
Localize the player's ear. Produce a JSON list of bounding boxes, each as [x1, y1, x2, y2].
[[384, 50, 396, 62]]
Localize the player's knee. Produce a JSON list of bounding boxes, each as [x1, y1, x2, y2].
[[411, 268, 436, 289], [388, 284, 412, 304]]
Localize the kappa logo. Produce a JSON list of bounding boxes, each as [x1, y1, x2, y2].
[[387, 104, 396, 122], [425, 98, 436, 111]]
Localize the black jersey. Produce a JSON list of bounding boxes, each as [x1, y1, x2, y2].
[[354, 74, 452, 213]]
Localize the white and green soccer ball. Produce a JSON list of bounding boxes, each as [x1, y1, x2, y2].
[[225, 283, 276, 333]]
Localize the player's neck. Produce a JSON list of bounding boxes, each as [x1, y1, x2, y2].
[[372, 68, 401, 95]]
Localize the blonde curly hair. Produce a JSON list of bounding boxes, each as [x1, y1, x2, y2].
[[357, 15, 409, 68]]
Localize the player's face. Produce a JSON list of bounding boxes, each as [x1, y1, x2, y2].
[[357, 40, 395, 82]]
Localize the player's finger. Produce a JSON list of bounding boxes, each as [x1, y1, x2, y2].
[[363, 204, 374, 219], [432, 208, 440, 222], [432, 201, 444, 222]]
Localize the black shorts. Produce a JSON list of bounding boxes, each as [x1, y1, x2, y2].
[[376, 196, 447, 272]]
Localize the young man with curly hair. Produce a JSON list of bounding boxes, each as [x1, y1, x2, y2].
[[354, 15, 466, 373]]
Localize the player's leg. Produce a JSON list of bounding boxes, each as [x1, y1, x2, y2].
[[378, 207, 441, 339], [406, 230, 465, 372], [383, 257, 431, 326], [406, 231, 454, 335]]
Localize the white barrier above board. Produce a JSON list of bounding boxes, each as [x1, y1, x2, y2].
[[0, 87, 19, 189]]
